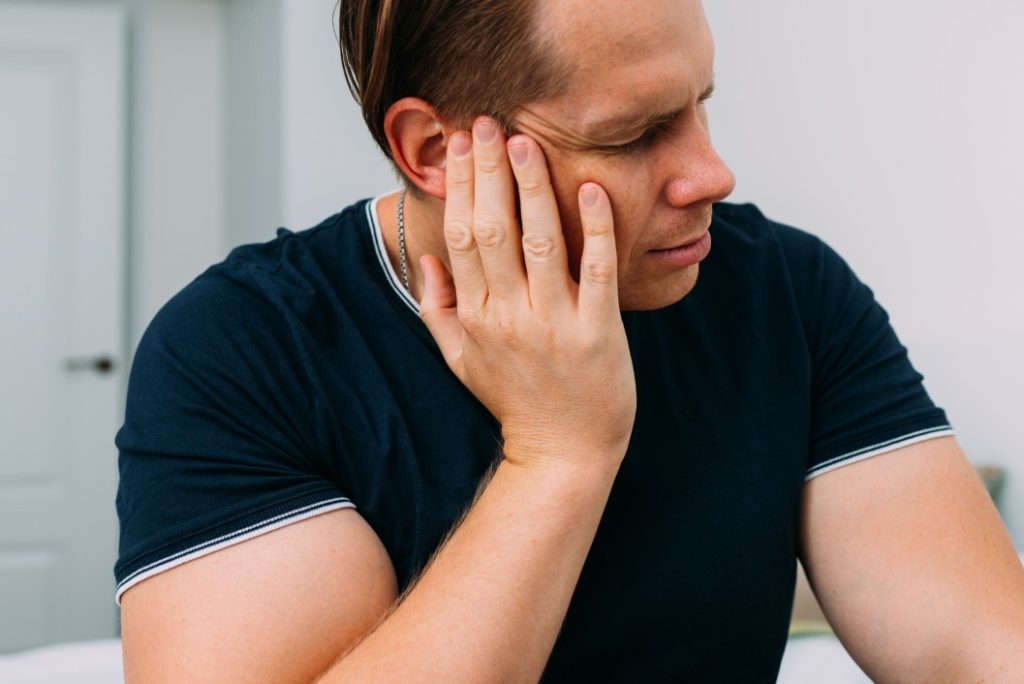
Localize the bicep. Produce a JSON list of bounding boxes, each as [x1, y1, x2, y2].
[[799, 436, 1024, 681], [121, 508, 398, 684]]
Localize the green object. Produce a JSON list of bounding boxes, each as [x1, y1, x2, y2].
[[788, 620, 834, 639], [976, 466, 1006, 509]]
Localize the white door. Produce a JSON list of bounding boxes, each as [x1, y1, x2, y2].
[[0, 2, 125, 653]]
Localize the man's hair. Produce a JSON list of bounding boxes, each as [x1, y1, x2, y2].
[[337, 0, 570, 163]]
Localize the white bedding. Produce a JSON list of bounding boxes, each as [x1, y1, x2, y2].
[[0, 636, 864, 683], [778, 636, 871, 683], [0, 640, 123, 684]]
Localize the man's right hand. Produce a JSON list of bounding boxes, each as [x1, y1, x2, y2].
[[419, 117, 638, 469]]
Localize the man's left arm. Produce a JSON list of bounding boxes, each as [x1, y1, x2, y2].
[[800, 435, 1024, 682]]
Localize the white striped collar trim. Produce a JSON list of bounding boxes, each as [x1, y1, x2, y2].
[[113, 497, 355, 605], [805, 425, 955, 481], [367, 193, 420, 315]]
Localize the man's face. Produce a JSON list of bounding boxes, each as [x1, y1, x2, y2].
[[514, 0, 735, 310]]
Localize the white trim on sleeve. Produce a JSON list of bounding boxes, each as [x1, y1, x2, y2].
[[114, 497, 356, 605], [805, 425, 955, 481]]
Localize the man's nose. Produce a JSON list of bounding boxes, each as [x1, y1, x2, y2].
[[663, 127, 736, 208]]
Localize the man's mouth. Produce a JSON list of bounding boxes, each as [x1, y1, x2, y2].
[[647, 232, 712, 268]]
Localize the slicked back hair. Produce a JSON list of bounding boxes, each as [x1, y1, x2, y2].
[[337, 0, 570, 167]]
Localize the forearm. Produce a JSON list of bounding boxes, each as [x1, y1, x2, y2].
[[925, 621, 1024, 683], [322, 448, 621, 683], [322, 118, 636, 682]]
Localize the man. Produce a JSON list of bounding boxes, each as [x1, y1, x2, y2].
[[115, 0, 1024, 681]]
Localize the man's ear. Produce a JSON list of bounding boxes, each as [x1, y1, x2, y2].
[[383, 98, 453, 199]]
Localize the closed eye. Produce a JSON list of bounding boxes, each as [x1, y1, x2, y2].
[[598, 90, 715, 157], [602, 122, 672, 156]]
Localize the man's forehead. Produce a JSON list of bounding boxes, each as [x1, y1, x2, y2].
[[538, 0, 711, 65], [534, 0, 715, 135]]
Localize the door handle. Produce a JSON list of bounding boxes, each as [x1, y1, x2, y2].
[[64, 355, 116, 374]]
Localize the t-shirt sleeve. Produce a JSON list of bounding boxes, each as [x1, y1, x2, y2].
[[788, 231, 954, 480], [113, 266, 355, 603]]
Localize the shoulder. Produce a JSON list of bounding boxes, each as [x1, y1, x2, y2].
[[216, 200, 372, 307], [707, 202, 838, 308], [710, 201, 859, 299], [123, 201, 385, 425], [142, 201, 372, 349], [711, 201, 830, 268], [704, 202, 878, 359]]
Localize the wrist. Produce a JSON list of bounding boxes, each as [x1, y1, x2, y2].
[[499, 437, 626, 485]]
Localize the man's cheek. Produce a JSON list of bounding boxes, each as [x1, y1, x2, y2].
[[543, 160, 584, 233], [599, 185, 649, 272]]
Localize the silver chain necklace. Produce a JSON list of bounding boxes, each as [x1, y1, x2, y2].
[[397, 189, 410, 291]]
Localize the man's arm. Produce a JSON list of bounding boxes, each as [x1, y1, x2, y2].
[[121, 455, 619, 683], [799, 435, 1024, 682], [120, 509, 399, 683], [121, 121, 636, 682]]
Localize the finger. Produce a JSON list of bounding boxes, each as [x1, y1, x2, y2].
[[508, 135, 572, 312], [471, 117, 526, 300], [419, 254, 465, 376], [443, 130, 487, 308], [576, 182, 620, 320]]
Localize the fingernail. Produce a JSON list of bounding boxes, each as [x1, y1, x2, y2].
[[581, 184, 599, 207], [451, 132, 471, 157], [475, 119, 496, 143], [509, 141, 528, 165]]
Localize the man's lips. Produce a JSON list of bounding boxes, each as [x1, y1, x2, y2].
[[647, 232, 712, 268]]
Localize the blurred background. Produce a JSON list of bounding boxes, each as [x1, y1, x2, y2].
[[0, 0, 1021, 659]]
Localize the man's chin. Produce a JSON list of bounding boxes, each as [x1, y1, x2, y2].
[[618, 264, 701, 311]]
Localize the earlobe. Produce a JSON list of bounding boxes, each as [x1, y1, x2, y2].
[[383, 98, 450, 199]]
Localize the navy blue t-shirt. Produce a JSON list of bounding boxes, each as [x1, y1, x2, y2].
[[115, 198, 952, 681]]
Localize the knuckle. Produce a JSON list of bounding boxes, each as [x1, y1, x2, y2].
[[475, 156, 503, 176], [583, 219, 613, 238], [580, 330, 605, 354], [444, 220, 475, 252], [493, 313, 519, 342], [447, 173, 473, 190], [582, 259, 615, 285], [472, 217, 506, 248], [522, 235, 557, 260], [456, 304, 479, 330], [517, 177, 547, 200]]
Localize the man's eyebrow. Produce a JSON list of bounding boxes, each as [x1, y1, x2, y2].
[[582, 79, 716, 140]]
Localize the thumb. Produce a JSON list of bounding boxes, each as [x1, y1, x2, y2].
[[419, 254, 465, 373], [420, 253, 458, 310]]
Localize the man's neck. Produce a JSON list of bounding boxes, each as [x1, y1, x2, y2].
[[375, 190, 447, 304]]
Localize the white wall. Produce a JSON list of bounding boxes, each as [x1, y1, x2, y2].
[[221, 0, 395, 245], [279, 0, 396, 230], [128, 0, 395, 346], [129, 0, 226, 348], [224, 0, 283, 248], [704, 2, 1024, 544]]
